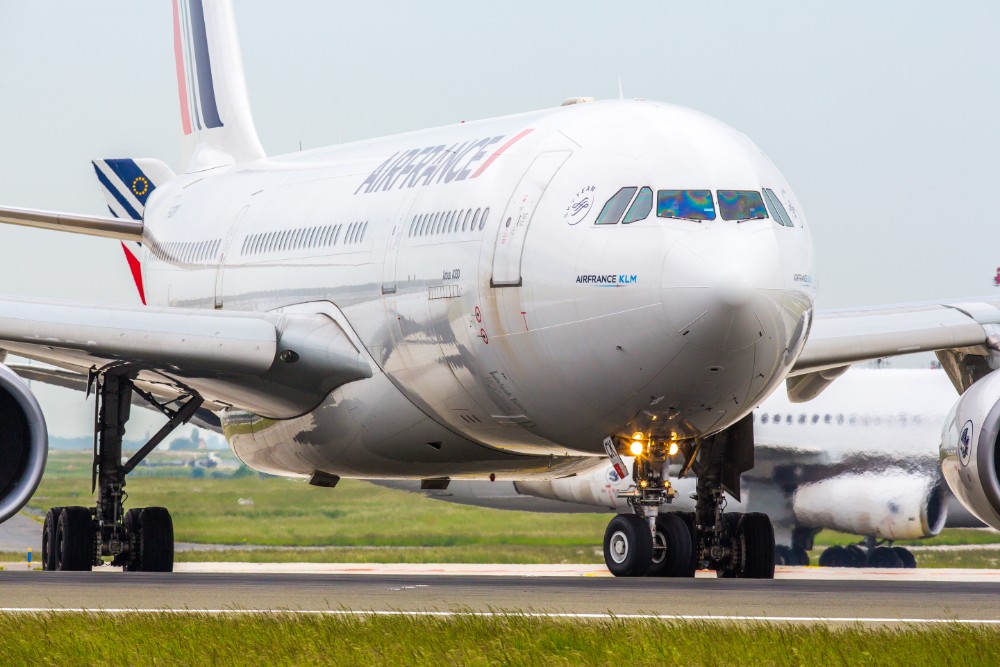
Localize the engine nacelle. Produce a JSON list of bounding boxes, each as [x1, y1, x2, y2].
[[792, 471, 946, 540], [0, 363, 48, 523], [941, 369, 1000, 530]]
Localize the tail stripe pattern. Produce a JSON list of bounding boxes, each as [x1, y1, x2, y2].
[[173, 0, 224, 135]]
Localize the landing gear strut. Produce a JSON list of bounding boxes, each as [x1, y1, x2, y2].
[[41, 368, 202, 572], [601, 414, 775, 579]]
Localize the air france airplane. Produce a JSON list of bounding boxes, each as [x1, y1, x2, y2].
[[382, 367, 984, 569], [1, 0, 999, 580]]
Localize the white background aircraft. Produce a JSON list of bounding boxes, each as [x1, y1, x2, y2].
[[0, 1, 999, 583], [382, 367, 986, 568]]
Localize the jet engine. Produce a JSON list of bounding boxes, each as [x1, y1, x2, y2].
[[941, 369, 1000, 530], [792, 471, 946, 540], [0, 363, 48, 523]]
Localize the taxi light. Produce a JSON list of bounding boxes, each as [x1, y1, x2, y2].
[[631, 432, 644, 441], [629, 440, 644, 456], [668, 441, 679, 456], [639, 480, 648, 488]]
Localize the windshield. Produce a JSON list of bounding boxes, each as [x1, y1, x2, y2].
[[656, 190, 716, 221], [717, 190, 768, 221]]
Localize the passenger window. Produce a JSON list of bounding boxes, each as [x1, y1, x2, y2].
[[762, 188, 794, 227], [480, 207, 489, 230], [462, 210, 471, 232], [717, 190, 768, 222], [596, 187, 637, 225], [656, 190, 716, 221], [622, 186, 652, 224]]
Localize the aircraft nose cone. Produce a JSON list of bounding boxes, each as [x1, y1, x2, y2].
[[660, 227, 785, 352]]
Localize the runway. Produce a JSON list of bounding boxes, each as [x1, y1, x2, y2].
[[1, 565, 999, 624]]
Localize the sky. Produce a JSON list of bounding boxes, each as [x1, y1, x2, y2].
[[0, 0, 998, 434]]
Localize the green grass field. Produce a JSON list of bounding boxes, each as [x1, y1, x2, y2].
[[20, 451, 1000, 567], [0, 614, 998, 666]]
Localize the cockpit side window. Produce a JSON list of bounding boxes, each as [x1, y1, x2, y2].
[[595, 187, 637, 225], [622, 186, 653, 224], [656, 190, 716, 221], [717, 190, 768, 221], [762, 188, 794, 227]]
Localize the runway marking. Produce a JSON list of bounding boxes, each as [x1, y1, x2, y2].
[[0, 608, 997, 625]]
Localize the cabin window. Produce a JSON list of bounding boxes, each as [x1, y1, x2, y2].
[[462, 209, 471, 232], [718, 190, 768, 222], [595, 187, 637, 225], [480, 207, 490, 230], [762, 188, 794, 227], [656, 190, 716, 221], [622, 186, 653, 224]]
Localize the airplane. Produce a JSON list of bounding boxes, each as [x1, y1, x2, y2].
[[380, 366, 988, 568], [0, 0, 999, 581]]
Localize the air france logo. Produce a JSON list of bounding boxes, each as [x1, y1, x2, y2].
[[564, 185, 596, 225], [959, 420, 974, 467], [606, 466, 621, 483]]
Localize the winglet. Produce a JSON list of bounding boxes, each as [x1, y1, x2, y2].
[[172, 0, 265, 172]]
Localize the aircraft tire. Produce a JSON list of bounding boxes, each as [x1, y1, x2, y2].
[[123, 508, 142, 572], [647, 513, 694, 577], [604, 514, 652, 577], [734, 512, 775, 579], [56, 506, 94, 572], [42, 506, 64, 571], [135, 507, 174, 573], [791, 547, 810, 566], [869, 545, 903, 568], [892, 546, 917, 568], [845, 545, 866, 568], [818, 545, 846, 567]]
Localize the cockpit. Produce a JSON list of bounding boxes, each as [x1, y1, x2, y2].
[[594, 186, 795, 226]]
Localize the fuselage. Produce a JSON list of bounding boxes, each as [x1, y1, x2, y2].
[[140, 100, 815, 479]]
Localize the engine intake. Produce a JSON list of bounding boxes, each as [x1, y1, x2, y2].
[[941, 369, 1000, 530], [0, 363, 48, 523]]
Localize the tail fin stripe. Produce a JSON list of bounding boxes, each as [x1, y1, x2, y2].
[[188, 0, 224, 130], [92, 163, 141, 221], [171, 0, 193, 135], [102, 159, 156, 207], [178, 0, 203, 131]]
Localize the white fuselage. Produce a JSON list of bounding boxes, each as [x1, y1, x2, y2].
[[140, 100, 815, 480]]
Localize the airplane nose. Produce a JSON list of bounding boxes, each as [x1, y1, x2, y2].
[[660, 226, 786, 352]]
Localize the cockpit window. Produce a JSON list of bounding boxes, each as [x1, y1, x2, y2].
[[717, 190, 768, 221], [656, 190, 716, 221], [762, 188, 794, 227], [622, 186, 652, 224], [595, 187, 637, 225]]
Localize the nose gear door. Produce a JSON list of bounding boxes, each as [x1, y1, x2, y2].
[[490, 150, 571, 287]]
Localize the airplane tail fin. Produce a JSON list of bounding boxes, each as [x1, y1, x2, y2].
[[91, 158, 175, 305], [172, 0, 265, 172]]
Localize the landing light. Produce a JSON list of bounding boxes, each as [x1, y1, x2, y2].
[[631, 432, 644, 441], [668, 441, 679, 456], [629, 440, 644, 456]]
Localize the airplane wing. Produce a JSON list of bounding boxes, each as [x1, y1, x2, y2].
[[789, 299, 1000, 401], [0, 295, 372, 419]]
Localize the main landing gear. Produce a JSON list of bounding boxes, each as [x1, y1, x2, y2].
[[41, 369, 202, 572], [602, 414, 774, 579], [818, 536, 917, 569]]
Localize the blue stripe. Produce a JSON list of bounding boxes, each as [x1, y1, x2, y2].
[[189, 0, 223, 130], [103, 159, 155, 206], [92, 162, 141, 221]]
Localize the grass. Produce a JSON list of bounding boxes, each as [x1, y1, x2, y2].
[[0, 614, 999, 666]]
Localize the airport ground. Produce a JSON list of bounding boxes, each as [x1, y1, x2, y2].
[[4, 451, 1000, 664]]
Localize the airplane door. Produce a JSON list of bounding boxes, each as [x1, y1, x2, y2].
[[490, 150, 571, 287], [214, 204, 249, 309], [382, 191, 421, 295]]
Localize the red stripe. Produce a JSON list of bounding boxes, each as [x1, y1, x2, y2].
[[471, 128, 535, 178], [172, 0, 193, 135], [120, 242, 147, 305]]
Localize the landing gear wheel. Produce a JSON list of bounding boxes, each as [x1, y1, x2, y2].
[[135, 507, 174, 573], [123, 508, 142, 572], [774, 545, 790, 566], [845, 545, 866, 568], [892, 546, 917, 568], [819, 545, 846, 567], [604, 514, 653, 577], [647, 513, 694, 578], [791, 547, 810, 566], [869, 545, 903, 568], [727, 512, 775, 579], [42, 507, 64, 571], [56, 506, 94, 572]]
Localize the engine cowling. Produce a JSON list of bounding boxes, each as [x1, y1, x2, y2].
[[0, 363, 48, 523], [791, 471, 946, 540], [941, 369, 1000, 530]]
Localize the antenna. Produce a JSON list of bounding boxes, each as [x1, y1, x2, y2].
[[618, 76, 624, 101]]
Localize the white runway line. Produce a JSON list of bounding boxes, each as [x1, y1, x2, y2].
[[0, 608, 997, 624]]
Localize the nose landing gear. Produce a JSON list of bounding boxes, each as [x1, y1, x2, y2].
[[601, 414, 775, 579]]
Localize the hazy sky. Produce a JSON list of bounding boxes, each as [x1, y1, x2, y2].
[[0, 1, 998, 433]]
